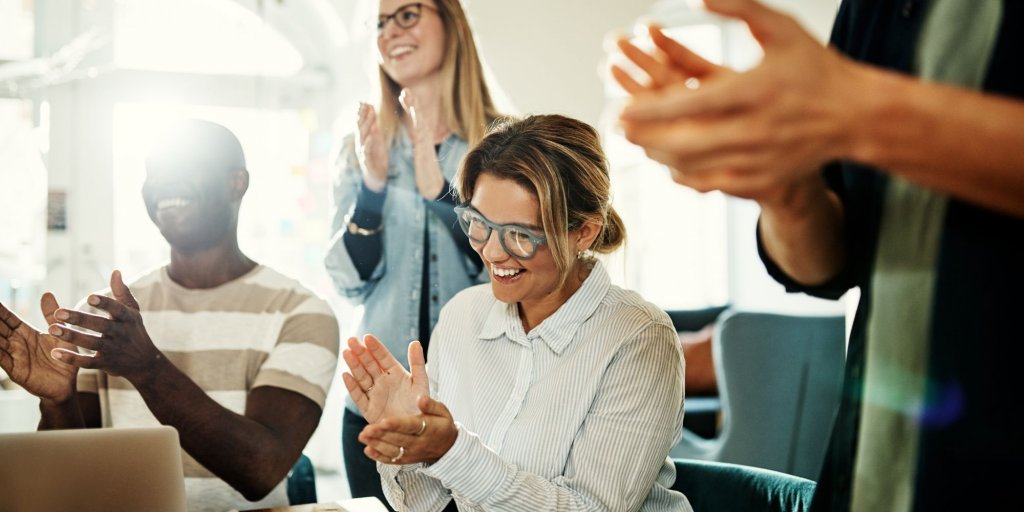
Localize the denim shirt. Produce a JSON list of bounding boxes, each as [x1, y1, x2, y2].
[[325, 126, 486, 413]]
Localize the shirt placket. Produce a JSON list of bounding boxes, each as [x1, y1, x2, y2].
[[487, 336, 534, 454]]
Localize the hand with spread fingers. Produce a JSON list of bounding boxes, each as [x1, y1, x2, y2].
[[341, 334, 429, 424], [612, 0, 865, 205], [400, 88, 447, 200], [355, 101, 390, 192], [46, 270, 166, 384], [0, 293, 79, 404], [359, 394, 458, 466]]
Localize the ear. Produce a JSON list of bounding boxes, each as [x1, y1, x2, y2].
[[575, 219, 603, 253], [232, 169, 249, 201]]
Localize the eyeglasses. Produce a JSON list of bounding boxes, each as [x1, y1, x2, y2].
[[375, 2, 436, 34], [454, 205, 548, 260]]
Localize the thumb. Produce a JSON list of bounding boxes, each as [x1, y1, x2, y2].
[[418, 395, 452, 420], [110, 270, 141, 311], [409, 340, 428, 382], [703, 0, 797, 47]]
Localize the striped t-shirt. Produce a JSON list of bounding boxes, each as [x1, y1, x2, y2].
[[77, 264, 339, 512]]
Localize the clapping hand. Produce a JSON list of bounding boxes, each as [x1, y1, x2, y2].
[[46, 271, 166, 385], [612, 0, 863, 206], [342, 335, 429, 424], [356, 102, 390, 192], [399, 89, 446, 199], [0, 293, 79, 404], [360, 394, 459, 465]]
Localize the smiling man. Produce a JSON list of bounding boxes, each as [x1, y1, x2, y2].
[[0, 119, 339, 512]]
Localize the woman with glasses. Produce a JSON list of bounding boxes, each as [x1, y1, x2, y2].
[[342, 115, 693, 511], [324, 0, 501, 505]]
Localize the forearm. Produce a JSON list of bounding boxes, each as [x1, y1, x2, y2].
[[758, 177, 847, 287], [849, 65, 1024, 218], [132, 359, 298, 500]]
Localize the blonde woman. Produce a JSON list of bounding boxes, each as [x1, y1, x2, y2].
[[342, 115, 692, 511], [324, 0, 501, 505]]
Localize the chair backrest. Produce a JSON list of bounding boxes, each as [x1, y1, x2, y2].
[[670, 459, 816, 512], [287, 453, 318, 505], [713, 309, 845, 480]]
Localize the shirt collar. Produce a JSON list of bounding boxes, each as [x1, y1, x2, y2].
[[477, 261, 611, 355]]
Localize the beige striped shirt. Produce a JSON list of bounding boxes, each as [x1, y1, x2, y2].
[[77, 265, 339, 512]]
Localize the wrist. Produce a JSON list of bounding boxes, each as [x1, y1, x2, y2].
[[128, 351, 171, 392], [363, 175, 387, 193]]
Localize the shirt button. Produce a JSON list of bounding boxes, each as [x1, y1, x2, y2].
[[431, 254, 438, 262], [432, 295, 438, 302]]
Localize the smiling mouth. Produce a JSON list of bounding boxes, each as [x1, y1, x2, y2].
[[389, 45, 415, 59], [157, 197, 193, 210], [491, 266, 524, 281]]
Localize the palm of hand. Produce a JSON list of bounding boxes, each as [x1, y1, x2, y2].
[[3, 318, 77, 403], [362, 366, 428, 424]]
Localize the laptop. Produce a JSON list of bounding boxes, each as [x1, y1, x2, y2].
[[0, 426, 187, 512]]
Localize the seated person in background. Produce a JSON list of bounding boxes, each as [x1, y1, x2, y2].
[[0, 119, 340, 512], [342, 114, 693, 511]]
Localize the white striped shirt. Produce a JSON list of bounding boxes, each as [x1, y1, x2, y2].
[[380, 262, 693, 511]]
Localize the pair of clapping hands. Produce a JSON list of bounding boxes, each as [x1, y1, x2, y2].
[[611, 0, 866, 207], [342, 336, 458, 465], [0, 271, 163, 405]]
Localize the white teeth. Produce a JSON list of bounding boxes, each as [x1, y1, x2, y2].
[[389, 45, 414, 58], [492, 267, 522, 278], [157, 198, 191, 209]]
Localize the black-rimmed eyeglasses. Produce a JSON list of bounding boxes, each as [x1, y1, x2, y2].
[[375, 2, 436, 34], [454, 205, 548, 260]]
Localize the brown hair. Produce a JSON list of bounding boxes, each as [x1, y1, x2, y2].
[[455, 114, 626, 281], [377, 0, 500, 147]]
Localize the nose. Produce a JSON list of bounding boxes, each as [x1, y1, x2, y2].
[[480, 230, 510, 263]]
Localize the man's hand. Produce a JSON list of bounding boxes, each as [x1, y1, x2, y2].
[[614, 0, 867, 206], [342, 334, 429, 424], [48, 270, 166, 386], [0, 293, 79, 404]]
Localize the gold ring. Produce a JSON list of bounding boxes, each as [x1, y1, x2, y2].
[[415, 417, 427, 436], [390, 445, 405, 463]]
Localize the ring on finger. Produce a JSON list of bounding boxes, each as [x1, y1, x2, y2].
[[415, 417, 427, 436], [390, 445, 405, 463]]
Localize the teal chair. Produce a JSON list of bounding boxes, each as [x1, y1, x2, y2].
[[670, 310, 845, 480], [287, 454, 317, 505], [671, 459, 816, 512]]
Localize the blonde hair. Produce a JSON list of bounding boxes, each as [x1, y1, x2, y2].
[[455, 114, 626, 282], [377, 0, 500, 148]]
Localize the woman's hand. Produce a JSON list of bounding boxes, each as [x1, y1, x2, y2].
[[399, 89, 446, 199], [341, 335, 429, 424], [360, 394, 459, 465], [356, 102, 389, 192]]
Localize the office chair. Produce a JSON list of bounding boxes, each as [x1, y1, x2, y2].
[[287, 453, 318, 505], [671, 309, 845, 480]]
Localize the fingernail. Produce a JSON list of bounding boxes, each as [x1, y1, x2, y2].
[[50, 350, 63, 361], [55, 310, 69, 321], [49, 325, 63, 336], [88, 295, 100, 305]]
